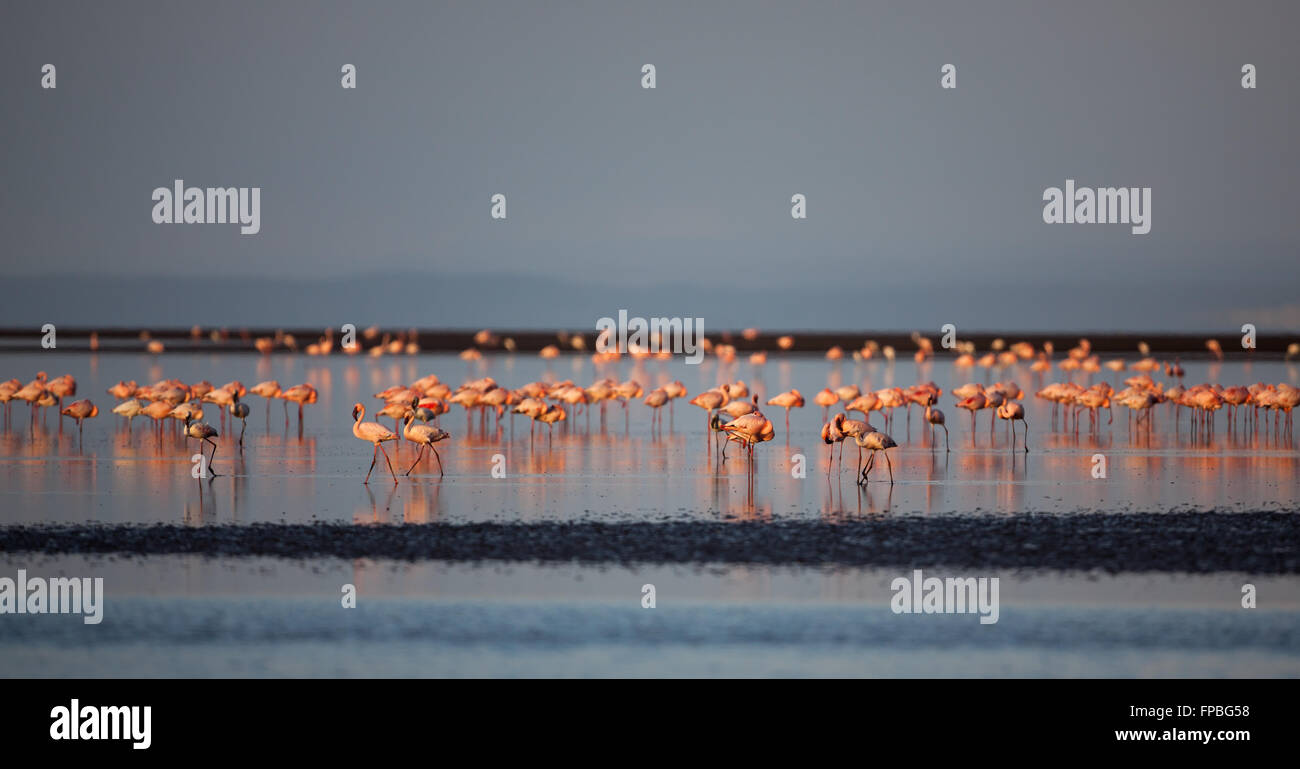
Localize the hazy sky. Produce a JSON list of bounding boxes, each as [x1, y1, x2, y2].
[[1, 1, 1296, 330]]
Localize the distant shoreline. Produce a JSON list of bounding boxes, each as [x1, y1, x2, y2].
[[0, 328, 1291, 356]]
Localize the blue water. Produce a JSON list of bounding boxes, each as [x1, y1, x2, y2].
[[3, 597, 1297, 677]]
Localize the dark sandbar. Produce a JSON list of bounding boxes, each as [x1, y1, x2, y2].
[[1, 512, 1297, 572]]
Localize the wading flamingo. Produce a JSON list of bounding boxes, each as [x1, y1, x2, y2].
[[924, 403, 949, 452], [60, 399, 98, 440], [229, 396, 250, 447], [352, 402, 398, 484], [689, 389, 728, 435], [48, 375, 77, 422], [837, 414, 874, 477], [183, 415, 221, 477], [402, 412, 451, 476], [112, 399, 145, 432], [855, 431, 897, 484], [721, 407, 774, 477], [250, 380, 283, 422], [281, 384, 318, 429], [996, 401, 1029, 452], [766, 389, 805, 432], [814, 388, 838, 421], [644, 388, 669, 430]]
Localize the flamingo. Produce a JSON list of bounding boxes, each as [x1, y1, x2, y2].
[[536, 403, 566, 441], [351, 402, 398, 484], [837, 414, 874, 477], [813, 388, 838, 421], [107, 380, 138, 400], [996, 401, 1029, 452], [111, 398, 144, 432], [720, 396, 757, 421], [835, 385, 860, 404], [377, 400, 412, 444], [48, 375, 76, 422], [924, 403, 949, 452], [60, 399, 98, 440], [281, 384, 318, 429], [643, 388, 669, 430], [855, 431, 897, 484], [140, 400, 175, 443], [616, 380, 643, 429], [413, 398, 449, 425], [202, 386, 235, 431], [662, 381, 687, 420], [955, 393, 987, 436], [689, 389, 728, 434], [721, 408, 774, 477], [820, 415, 846, 473], [766, 389, 804, 432], [983, 389, 1006, 435], [0, 379, 18, 425], [183, 415, 221, 477], [402, 413, 451, 476], [229, 396, 250, 447], [250, 380, 283, 422], [15, 373, 47, 433], [710, 411, 732, 456], [846, 392, 880, 424]]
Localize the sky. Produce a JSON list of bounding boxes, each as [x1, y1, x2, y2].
[[0, 0, 1296, 331]]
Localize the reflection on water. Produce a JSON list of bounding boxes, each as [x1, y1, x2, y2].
[[1, 352, 1297, 525]]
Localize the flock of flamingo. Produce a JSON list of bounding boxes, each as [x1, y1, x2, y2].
[[1, 334, 1296, 486]]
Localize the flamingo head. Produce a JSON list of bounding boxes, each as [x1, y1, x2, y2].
[[351, 402, 364, 421]]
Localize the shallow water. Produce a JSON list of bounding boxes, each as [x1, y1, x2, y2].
[[0, 352, 1296, 524], [1, 556, 1296, 677]]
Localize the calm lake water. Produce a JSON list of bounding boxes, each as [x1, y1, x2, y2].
[[1, 350, 1297, 676], [1, 556, 1297, 677]]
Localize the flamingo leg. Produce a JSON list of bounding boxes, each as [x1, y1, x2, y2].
[[431, 446, 444, 477], [884, 450, 894, 484], [365, 444, 378, 483], [405, 445, 425, 476], [378, 442, 398, 483], [859, 451, 875, 484], [206, 437, 221, 477]]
